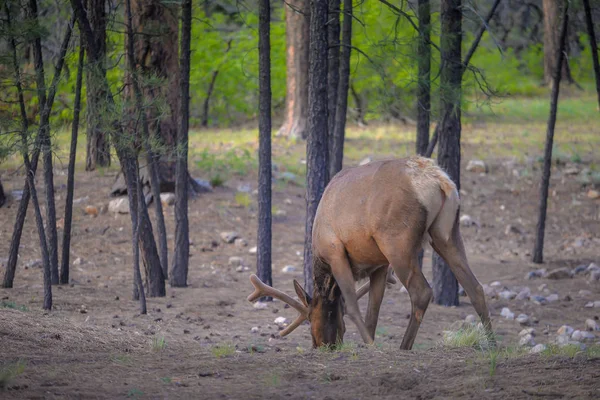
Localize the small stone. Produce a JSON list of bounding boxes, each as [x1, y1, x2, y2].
[[281, 265, 296, 273], [284, 198, 293, 205], [250, 327, 259, 333], [516, 287, 531, 300], [516, 314, 530, 325], [546, 294, 559, 302], [235, 266, 244, 273], [587, 263, 600, 273], [359, 157, 372, 166], [531, 295, 547, 305], [519, 334, 535, 347], [25, 259, 43, 269], [587, 189, 600, 199], [159, 193, 176, 206], [504, 224, 522, 235], [220, 232, 239, 244], [573, 265, 588, 275], [234, 238, 248, 247], [482, 284, 496, 297], [585, 319, 599, 331], [526, 269, 546, 280], [571, 330, 595, 341], [108, 198, 130, 214], [530, 344, 547, 354], [459, 215, 475, 227], [73, 257, 83, 266], [579, 290, 592, 296], [464, 314, 477, 324], [466, 160, 487, 173], [557, 325, 574, 336], [228, 257, 244, 267], [499, 290, 517, 300], [519, 328, 536, 337], [79, 305, 87, 314], [500, 307, 515, 320], [555, 334, 571, 346], [584, 302, 594, 308], [545, 267, 573, 280], [253, 302, 268, 310], [589, 270, 600, 282], [84, 205, 99, 216], [490, 281, 502, 287], [248, 246, 257, 254], [458, 285, 466, 296], [274, 317, 287, 326], [538, 284, 548, 291]]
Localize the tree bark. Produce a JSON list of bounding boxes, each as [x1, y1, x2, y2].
[[583, 0, 600, 110], [278, 0, 310, 139], [326, 0, 340, 181], [6, 3, 52, 310], [543, 0, 572, 86], [0, 180, 5, 208], [61, 41, 85, 285], [257, 0, 273, 301], [84, 0, 111, 171], [533, 2, 569, 264], [171, 0, 191, 288], [329, 0, 352, 178], [416, 0, 431, 156], [304, 0, 329, 295], [432, 0, 462, 307]]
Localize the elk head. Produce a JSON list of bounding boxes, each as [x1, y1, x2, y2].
[[247, 270, 395, 348]]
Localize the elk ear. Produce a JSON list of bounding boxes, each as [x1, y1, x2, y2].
[[293, 280, 311, 308]]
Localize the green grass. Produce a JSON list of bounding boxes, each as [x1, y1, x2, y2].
[[234, 192, 252, 208], [541, 344, 600, 359], [442, 323, 494, 351], [211, 343, 236, 358], [0, 360, 26, 389], [151, 336, 166, 352], [0, 300, 28, 312]]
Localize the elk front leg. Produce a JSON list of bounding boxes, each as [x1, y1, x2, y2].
[[365, 266, 388, 339], [329, 253, 374, 345]]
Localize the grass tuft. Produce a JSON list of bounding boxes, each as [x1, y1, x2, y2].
[[442, 323, 494, 351], [0, 300, 28, 312], [211, 343, 235, 358], [151, 336, 166, 352], [0, 360, 26, 389]]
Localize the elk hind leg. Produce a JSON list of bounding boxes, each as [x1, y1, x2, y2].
[[365, 266, 388, 339]]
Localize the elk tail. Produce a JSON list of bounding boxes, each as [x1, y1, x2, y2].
[[430, 172, 460, 243]]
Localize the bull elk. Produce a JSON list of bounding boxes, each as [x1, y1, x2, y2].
[[248, 156, 493, 349]]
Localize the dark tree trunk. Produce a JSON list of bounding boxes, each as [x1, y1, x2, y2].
[[6, 3, 52, 310], [201, 40, 233, 128], [304, 0, 329, 295], [3, 13, 74, 288], [28, 0, 64, 285], [257, 0, 273, 301], [71, 0, 165, 297], [416, 0, 431, 156], [583, 0, 600, 110], [329, 0, 352, 178], [533, 2, 569, 264], [0, 180, 5, 208], [326, 0, 340, 182], [278, 0, 310, 139], [543, 0, 572, 86], [171, 0, 191, 288], [84, 0, 111, 171], [61, 40, 85, 285], [432, 0, 462, 307]]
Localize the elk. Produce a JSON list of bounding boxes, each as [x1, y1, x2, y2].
[[248, 156, 493, 349]]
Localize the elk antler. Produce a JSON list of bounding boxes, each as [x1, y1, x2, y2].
[[248, 268, 397, 337]]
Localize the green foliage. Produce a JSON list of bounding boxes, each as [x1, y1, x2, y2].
[[211, 343, 236, 358], [0, 300, 28, 312], [196, 147, 256, 183], [151, 336, 166, 351], [0, 360, 26, 389]]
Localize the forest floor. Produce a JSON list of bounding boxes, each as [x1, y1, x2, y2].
[[1, 98, 600, 399]]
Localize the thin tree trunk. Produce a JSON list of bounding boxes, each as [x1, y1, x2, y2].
[[304, 0, 329, 295], [257, 0, 273, 301], [533, 2, 569, 264], [60, 41, 85, 285], [432, 0, 462, 307], [6, 3, 52, 310], [329, 0, 352, 178], [128, 158, 147, 313], [0, 180, 5, 208], [278, 0, 310, 139], [85, 0, 111, 171], [583, 0, 600, 110], [201, 40, 233, 128], [416, 0, 431, 156], [171, 0, 191, 288], [326, 0, 340, 182], [543, 0, 572, 86]]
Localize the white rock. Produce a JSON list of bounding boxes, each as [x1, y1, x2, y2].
[[587, 263, 600, 273], [557, 325, 574, 336], [490, 281, 502, 287], [546, 294, 559, 303], [555, 334, 571, 346], [516, 287, 531, 300], [530, 344, 547, 354], [281, 265, 296, 273], [465, 314, 477, 324], [274, 317, 287, 326], [228, 257, 244, 267], [73, 257, 84, 266], [499, 290, 517, 300], [253, 302, 268, 310], [459, 215, 476, 227], [108, 198, 130, 214], [220, 231, 240, 244], [519, 334, 535, 347], [516, 314, 530, 325], [584, 302, 594, 308], [466, 160, 487, 173], [585, 319, 599, 331], [250, 326, 259, 333], [579, 290, 592, 296], [571, 330, 595, 341], [235, 266, 244, 273], [500, 307, 515, 320], [234, 238, 248, 248], [159, 193, 175, 206], [538, 284, 548, 291], [248, 246, 257, 254], [359, 157, 372, 166], [590, 270, 600, 282], [519, 328, 536, 337]]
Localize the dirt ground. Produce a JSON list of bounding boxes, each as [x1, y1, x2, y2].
[[1, 123, 600, 399]]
